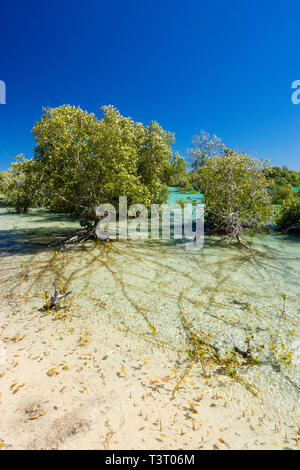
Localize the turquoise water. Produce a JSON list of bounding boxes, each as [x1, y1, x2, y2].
[[167, 186, 204, 207], [0, 192, 299, 431]]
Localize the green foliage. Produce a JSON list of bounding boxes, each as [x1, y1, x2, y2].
[[198, 148, 273, 242], [186, 170, 202, 191], [0, 171, 9, 194], [268, 343, 293, 367], [270, 184, 296, 204], [275, 195, 300, 231], [165, 152, 188, 187], [186, 348, 197, 358], [176, 181, 193, 193], [228, 368, 237, 378], [265, 165, 300, 188], [265, 166, 300, 204], [5, 105, 176, 228], [2, 155, 42, 213], [42, 290, 56, 310]]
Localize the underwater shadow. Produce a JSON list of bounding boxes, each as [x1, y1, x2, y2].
[[0, 227, 76, 257]]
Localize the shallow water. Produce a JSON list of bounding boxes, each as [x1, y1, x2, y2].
[[167, 186, 204, 207], [0, 200, 299, 430]]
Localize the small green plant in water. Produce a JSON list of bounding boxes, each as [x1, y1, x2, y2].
[[43, 291, 49, 301], [228, 368, 237, 378], [269, 343, 292, 367], [281, 293, 287, 319], [42, 290, 51, 309], [186, 348, 197, 358]]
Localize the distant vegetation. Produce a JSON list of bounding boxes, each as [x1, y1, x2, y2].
[[264, 165, 300, 203], [275, 196, 300, 231], [264, 165, 300, 230]]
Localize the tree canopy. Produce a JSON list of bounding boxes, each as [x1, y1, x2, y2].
[[189, 130, 225, 170], [3, 112, 298, 240], [196, 145, 273, 245], [5, 105, 181, 229], [0, 156, 42, 213]]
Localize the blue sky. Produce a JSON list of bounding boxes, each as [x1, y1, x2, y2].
[[0, 0, 300, 171]]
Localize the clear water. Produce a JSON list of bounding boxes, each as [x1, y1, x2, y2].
[[167, 186, 204, 207], [0, 194, 299, 430]]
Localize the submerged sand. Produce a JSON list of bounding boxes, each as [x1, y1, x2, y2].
[[0, 296, 299, 450], [0, 207, 299, 450]]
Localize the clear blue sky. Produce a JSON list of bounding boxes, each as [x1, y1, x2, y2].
[[0, 0, 300, 171]]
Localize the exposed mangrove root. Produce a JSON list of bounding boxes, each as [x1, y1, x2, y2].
[[173, 292, 259, 398], [205, 231, 251, 250], [172, 355, 200, 398], [236, 234, 251, 250], [4, 236, 296, 404], [45, 287, 73, 309], [205, 236, 229, 246], [64, 230, 97, 245], [225, 332, 252, 359]]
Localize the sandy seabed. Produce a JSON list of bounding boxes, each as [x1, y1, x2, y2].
[[0, 207, 299, 450], [0, 296, 299, 450]]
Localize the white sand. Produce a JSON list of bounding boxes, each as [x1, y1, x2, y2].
[[0, 296, 299, 450]]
